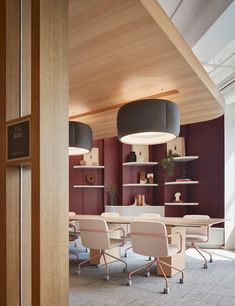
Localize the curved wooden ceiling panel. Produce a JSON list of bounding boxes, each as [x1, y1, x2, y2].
[[69, 0, 224, 139]]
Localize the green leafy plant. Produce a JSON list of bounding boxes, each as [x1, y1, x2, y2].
[[162, 153, 180, 176]]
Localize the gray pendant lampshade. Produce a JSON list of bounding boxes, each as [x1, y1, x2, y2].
[[117, 99, 180, 145], [69, 121, 92, 155]]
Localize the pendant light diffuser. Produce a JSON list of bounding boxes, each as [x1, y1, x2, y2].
[[69, 121, 92, 155], [117, 99, 180, 145]]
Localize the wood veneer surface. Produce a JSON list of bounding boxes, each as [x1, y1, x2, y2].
[[69, 0, 224, 139]]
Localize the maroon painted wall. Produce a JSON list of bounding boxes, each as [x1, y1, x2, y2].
[[69, 117, 224, 219], [186, 116, 224, 219]]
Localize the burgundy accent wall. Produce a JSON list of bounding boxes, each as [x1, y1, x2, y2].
[[121, 144, 157, 206], [156, 117, 224, 220], [186, 116, 224, 220], [103, 137, 120, 206], [69, 117, 224, 220], [69, 140, 104, 215]]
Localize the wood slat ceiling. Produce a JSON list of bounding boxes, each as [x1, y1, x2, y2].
[[69, 0, 224, 140]]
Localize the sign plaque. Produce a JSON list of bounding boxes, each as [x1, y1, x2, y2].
[[6, 117, 31, 164]]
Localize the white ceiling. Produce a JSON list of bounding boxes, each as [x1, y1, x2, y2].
[[158, 0, 235, 104]]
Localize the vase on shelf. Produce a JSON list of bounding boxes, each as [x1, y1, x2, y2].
[[107, 184, 117, 206], [128, 151, 137, 162], [108, 193, 115, 206]]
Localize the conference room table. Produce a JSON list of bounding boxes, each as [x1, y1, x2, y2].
[[69, 215, 225, 277]]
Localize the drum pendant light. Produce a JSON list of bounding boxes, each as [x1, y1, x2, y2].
[[117, 99, 180, 145], [69, 121, 92, 155]]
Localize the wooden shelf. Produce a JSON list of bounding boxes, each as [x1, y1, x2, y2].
[[123, 183, 158, 187], [165, 202, 199, 206], [123, 162, 158, 166], [73, 185, 105, 188], [73, 165, 104, 169], [173, 156, 199, 162], [165, 181, 199, 185]]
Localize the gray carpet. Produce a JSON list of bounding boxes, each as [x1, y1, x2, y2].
[[69, 243, 235, 306]]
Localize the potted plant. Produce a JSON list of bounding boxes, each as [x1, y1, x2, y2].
[[107, 184, 117, 205], [162, 152, 180, 176]]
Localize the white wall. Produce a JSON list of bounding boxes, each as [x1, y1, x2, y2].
[[225, 101, 235, 249]]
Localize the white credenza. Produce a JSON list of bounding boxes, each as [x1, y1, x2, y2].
[[105, 205, 165, 217]]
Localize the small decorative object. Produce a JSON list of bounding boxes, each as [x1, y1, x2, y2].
[[167, 137, 185, 156], [84, 147, 99, 166], [134, 194, 146, 206], [162, 152, 180, 176], [128, 151, 137, 162], [131, 145, 149, 162], [147, 173, 154, 184], [85, 174, 96, 185], [91, 161, 98, 166], [107, 184, 117, 206], [140, 194, 145, 206], [80, 159, 86, 166], [173, 192, 183, 203], [139, 171, 146, 184]]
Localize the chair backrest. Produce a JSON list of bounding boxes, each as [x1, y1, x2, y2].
[[79, 218, 110, 250], [139, 213, 161, 218], [183, 215, 210, 237], [130, 221, 169, 257], [101, 212, 120, 217]]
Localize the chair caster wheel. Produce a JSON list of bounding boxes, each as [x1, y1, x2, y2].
[[204, 264, 208, 269], [124, 254, 128, 258], [164, 287, 169, 294], [145, 271, 150, 277], [127, 279, 132, 286], [76, 269, 81, 275], [104, 275, 110, 281], [123, 267, 128, 273], [209, 258, 213, 263], [179, 278, 184, 284]]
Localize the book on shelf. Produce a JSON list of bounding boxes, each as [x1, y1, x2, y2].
[[175, 178, 192, 182]]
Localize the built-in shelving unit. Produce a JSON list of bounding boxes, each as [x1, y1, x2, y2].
[[165, 202, 199, 206], [173, 156, 199, 162], [123, 162, 158, 166], [73, 165, 105, 169], [73, 185, 105, 188], [123, 183, 158, 187], [165, 181, 199, 185]]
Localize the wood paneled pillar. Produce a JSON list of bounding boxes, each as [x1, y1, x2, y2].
[[0, 0, 69, 305]]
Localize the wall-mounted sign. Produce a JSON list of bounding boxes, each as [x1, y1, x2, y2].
[[6, 116, 31, 164]]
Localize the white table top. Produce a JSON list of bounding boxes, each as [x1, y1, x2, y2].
[[69, 214, 226, 227]]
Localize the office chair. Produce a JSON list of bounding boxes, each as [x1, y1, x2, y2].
[[124, 213, 161, 258], [183, 215, 213, 269], [77, 218, 128, 280], [128, 220, 184, 294]]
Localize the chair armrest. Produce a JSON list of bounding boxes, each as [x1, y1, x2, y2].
[[69, 224, 80, 235], [108, 227, 126, 246], [167, 232, 183, 253]]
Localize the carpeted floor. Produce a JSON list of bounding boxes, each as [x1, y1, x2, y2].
[[69, 243, 235, 306]]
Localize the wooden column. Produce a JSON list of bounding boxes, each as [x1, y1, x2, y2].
[[31, 0, 69, 305], [0, 1, 7, 304], [0, 0, 69, 305]]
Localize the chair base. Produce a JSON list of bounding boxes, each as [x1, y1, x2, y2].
[[69, 250, 79, 262], [77, 250, 128, 280], [127, 257, 184, 293], [187, 242, 213, 268]]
